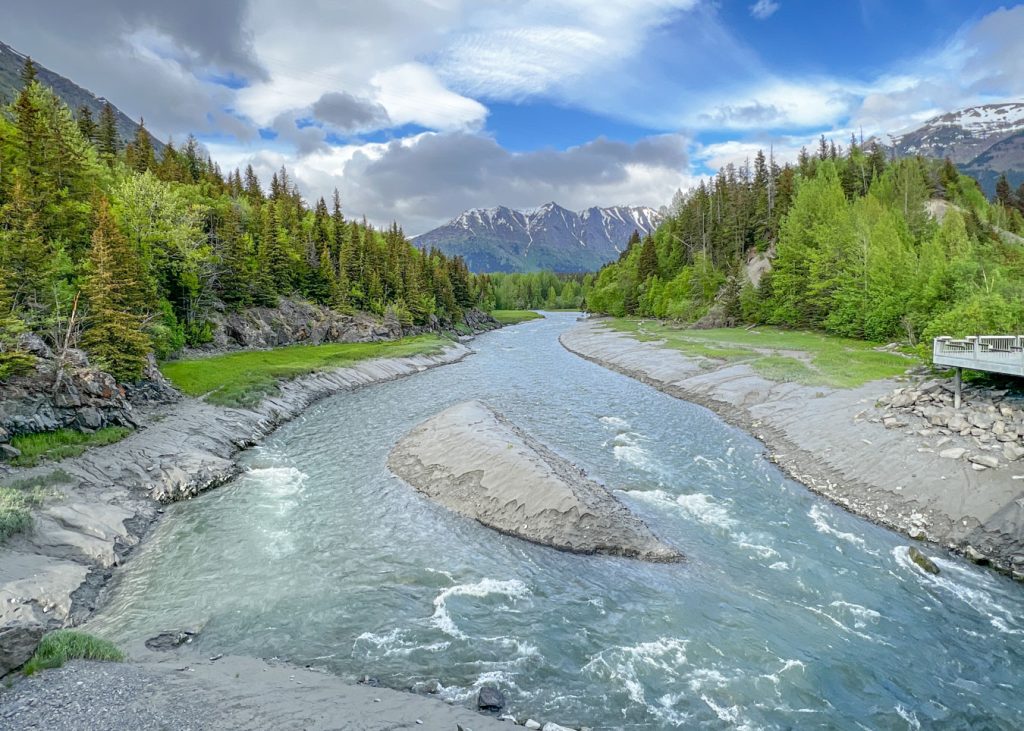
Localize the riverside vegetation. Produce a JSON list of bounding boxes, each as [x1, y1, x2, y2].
[[0, 57, 490, 387], [587, 139, 1024, 351]]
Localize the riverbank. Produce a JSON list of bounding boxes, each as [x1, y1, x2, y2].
[[560, 319, 1024, 577], [3, 651, 511, 730], [0, 342, 472, 675]]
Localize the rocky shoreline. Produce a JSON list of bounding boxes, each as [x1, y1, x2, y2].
[[560, 320, 1024, 579], [0, 342, 473, 676]]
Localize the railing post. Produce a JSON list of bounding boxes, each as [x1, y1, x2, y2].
[[954, 367, 962, 410]]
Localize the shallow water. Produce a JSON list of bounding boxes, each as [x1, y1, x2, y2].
[[91, 313, 1024, 729]]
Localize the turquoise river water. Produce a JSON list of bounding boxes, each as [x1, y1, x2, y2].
[[90, 313, 1024, 729]]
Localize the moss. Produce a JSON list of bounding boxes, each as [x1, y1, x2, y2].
[[22, 630, 124, 675]]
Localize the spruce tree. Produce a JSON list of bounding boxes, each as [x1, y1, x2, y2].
[[0, 262, 36, 380], [76, 105, 97, 143], [127, 118, 156, 173], [98, 102, 119, 161], [81, 200, 150, 382]]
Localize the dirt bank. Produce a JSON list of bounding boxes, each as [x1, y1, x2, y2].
[[560, 320, 1024, 578]]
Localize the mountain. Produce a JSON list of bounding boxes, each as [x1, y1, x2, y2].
[[886, 102, 1024, 195], [414, 203, 663, 273], [0, 40, 160, 151]]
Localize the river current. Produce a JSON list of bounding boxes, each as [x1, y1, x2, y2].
[[91, 313, 1024, 729]]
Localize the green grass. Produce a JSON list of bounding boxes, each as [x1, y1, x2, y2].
[[160, 335, 448, 407], [609, 320, 912, 389], [0, 470, 70, 543], [9, 426, 133, 467], [492, 310, 544, 325], [22, 630, 124, 675]]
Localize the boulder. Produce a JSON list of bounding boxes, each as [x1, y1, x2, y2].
[[908, 546, 940, 575], [969, 454, 1000, 469], [525, 721, 542, 730], [144, 629, 199, 651], [477, 686, 506, 712], [947, 414, 970, 432], [1003, 443, 1024, 462], [964, 545, 989, 565], [542, 724, 576, 731], [0, 622, 45, 676], [939, 447, 967, 460], [388, 401, 681, 562]]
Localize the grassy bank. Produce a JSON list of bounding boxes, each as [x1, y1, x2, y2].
[[22, 630, 124, 675], [492, 310, 544, 325], [9, 426, 133, 467], [160, 335, 449, 407], [610, 320, 911, 388], [0, 471, 68, 543]]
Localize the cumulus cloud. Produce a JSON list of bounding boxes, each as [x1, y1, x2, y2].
[[311, 92, 390, 132], [749, 1, 780, 20], [278, 132, 694, 234]]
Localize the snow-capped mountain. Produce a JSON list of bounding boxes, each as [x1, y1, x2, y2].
[[886, 102, 1024, 195], [414, 202, 662, 273]]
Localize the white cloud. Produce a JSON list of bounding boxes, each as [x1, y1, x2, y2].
[[372, 64, 487, 131], [749, 1, 779, 20]]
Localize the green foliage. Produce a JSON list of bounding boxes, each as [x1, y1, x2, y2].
[[0, 471, 66, 542], [493, 307, 548, 321], [0, 72, 486, 387], [22, 630, 124, 675], [9, 426, 133, 467], [589, 140, 1024, 352], [160, 335, 448, 407], [488, 271, 592, 310]]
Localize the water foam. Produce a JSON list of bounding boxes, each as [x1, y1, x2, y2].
[[246, 466, 308, 495], [893, 547, 1024, 635], [808, 504, 871, 551], [431, 578, 530, 639], [625, 489, 738, 531], [599, 415, 632, 430]]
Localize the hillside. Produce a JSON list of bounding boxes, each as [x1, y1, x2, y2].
[[414, 202, 662, 273], [886, 102, 1024, 195], [0, 40, 158, 151]]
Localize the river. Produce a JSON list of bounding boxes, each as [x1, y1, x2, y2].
[[90, 313, 1024, 729]]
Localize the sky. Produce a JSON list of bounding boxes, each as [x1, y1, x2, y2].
[[3, 0, 1024, 234]]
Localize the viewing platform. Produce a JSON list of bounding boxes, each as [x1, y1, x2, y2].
[[933, 336, 1024, 407]]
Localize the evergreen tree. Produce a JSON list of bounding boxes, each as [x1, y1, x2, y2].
[[126, 118, 156, 173], [98, 102, 119, 161], [995, 173, 1013, 207], [0, 261, 36, 380], [81, 200, 150, 381], [76, 105, 97, 143], [637, 236, 659, 282]]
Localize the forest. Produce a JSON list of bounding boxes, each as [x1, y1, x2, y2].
[[0, 60, 486, 382], [587, 137, 1024, 349], [488, 271, 592, 310]]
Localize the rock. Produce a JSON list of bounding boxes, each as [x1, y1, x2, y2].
[[964, 545, 989, 565], [388, 401, 681, 562], [498, 715, 518, 724], [0, 443, 22, 461], [413, 679, 441, 694], [144, 630, 199, 651], [1003, 443, 1024, 462], [939, 447, 967, 460], [477, 686, 506, 712], [908, 546, 940, 575], [0, 622, 45, 676], [969, 454, 1000, 469], [525, 721, 542, 730], [542, 724, 575, 731], [358, 675, 381, 687], [947, 414, 970, 432], [909, 527, 926, 540]]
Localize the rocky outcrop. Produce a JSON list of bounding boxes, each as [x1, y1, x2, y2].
[[388, 400, 682, 561], [203, 298, 498, 351], [0, 343, 472, 676]]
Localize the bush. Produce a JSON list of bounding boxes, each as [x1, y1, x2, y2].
[[22, 630, 124, 675]]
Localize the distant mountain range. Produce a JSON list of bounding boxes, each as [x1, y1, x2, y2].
[[0, 40, 158, 151], [414, 203, 663, 273], [886, 102, 1024, 195]]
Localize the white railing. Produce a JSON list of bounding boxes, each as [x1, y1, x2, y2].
[[933, 336, 1024, 377]]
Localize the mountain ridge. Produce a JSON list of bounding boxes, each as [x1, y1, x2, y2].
[[414, 202, 663, 273], [0, 40, 159, 151]]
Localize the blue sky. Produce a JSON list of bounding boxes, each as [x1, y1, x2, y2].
[[5, 1, 1024, 232]]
